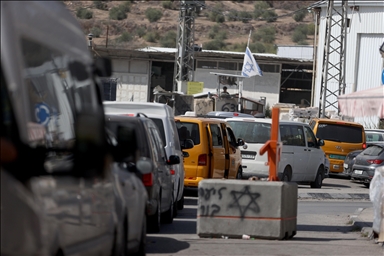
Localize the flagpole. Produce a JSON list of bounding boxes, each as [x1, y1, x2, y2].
[[247, 30, 252, 48]]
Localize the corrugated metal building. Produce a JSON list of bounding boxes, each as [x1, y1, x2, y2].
[[311, 0, 384, 127]]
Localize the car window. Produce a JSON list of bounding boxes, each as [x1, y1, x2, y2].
[[210, 124, 223, 147], [148, 122, 166, 162], [226, 126, 238, 148], [149, 118, 166, 146], [304, 126, 317, 148], [177, 121, 200, 145], [366, 132, 384, 142], [361, 145, 384, 156], [315, 123, 363, 143], [227, 121, 271, 143], [280, 125, 305, 146]]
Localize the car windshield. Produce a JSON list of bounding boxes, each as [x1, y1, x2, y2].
[[315, 123, 363, 143], [366, 132, 384, 142], [227, 121, 271, 143]]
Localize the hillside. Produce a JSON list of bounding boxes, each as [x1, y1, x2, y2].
[[63, 0, 318, 53]]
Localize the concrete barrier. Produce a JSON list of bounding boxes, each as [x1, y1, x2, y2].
[[197, 179, 297, 240]]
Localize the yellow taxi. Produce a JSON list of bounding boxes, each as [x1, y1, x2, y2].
[[175, 115, 244, 188]]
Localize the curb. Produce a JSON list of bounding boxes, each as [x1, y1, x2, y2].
[[298, 193, 370, 200]]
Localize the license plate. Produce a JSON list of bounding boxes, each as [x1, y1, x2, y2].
[[354, 170, 363, 175], [242, 154, 255, 160], [343, 163, 348, 169]]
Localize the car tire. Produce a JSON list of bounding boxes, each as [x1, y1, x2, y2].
[[363, 182, 370, 188], [236, 167, 243, 180], [177, 194, 184, 210], [310, 167, 323, 188], [173, 199, 178, 217], [147, 198, 161, 233], [132, 215, 146, 256], [161, 195, 174, 224], [282, 166, 292, 181]]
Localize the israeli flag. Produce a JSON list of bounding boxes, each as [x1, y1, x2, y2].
[[242, 47, 263, 77]]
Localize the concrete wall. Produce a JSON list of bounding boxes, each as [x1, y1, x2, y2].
[[197, 179, 298, 240]]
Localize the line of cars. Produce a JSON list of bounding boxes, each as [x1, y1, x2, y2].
[[343, 129, 384, 187]]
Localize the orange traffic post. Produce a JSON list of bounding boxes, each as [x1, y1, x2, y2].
[[259, 107, 282, 181]]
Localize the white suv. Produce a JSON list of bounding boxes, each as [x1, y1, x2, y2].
[[226, 118, 327, 188]]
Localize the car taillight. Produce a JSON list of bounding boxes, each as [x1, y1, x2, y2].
[[367, 159, 383, 164], [170, 169, 176, 175], [121, 113, 135, 117], [362, 143, 367, 149], [198, 154, 207, 166], [142, 173, 153, 187]]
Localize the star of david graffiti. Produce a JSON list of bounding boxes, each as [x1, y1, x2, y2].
[[228, 186, 260, 220], [243, 61, 255, 73]]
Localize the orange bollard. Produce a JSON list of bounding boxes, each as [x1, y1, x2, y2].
[[259, 107, 282, 181]]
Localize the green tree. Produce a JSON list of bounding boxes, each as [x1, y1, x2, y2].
[[135, 27, 146, 38], [109, 6, 127, 20], [91, 27, 102, 38], [204, 39, 226, 50], [253, 26, 276, 44], [160, 31, 177, 48], [253, 1, 269, 19], [76, 8, 93, 19], [117, 32, 133, 43], [93, 0, 106, 10], [249, 42, 266, 53], [145, 8, 163, 22], [307, 23, 316, 35], [239, 11, 253, 23], [144, 31, 160, 43], [262, 9, 277, 22], [293, 9, 307, 22]]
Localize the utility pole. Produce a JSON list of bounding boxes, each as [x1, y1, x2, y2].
[[173, 1, 204, 93], [318, 0, 348, 118]]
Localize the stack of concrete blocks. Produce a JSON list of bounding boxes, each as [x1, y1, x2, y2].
[[288, 107, 318, 123], [197, 179, 298, 240]]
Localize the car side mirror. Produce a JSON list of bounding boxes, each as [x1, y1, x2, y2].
[[237, 138, 245, 146], [318, 139, 325, 146], [181, 139, 194, 150], [167, 155, 180, 165], [243, 143, 248, 150]]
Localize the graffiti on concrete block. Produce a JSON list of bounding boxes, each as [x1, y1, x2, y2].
[[228, 186, 260, 220], [198, 187, 227, 217]]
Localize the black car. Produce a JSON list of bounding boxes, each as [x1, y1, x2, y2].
[[351, 143, 384, 187], [105, 114, 180, 233]]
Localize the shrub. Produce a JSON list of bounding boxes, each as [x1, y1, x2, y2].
[[117, 32, 133, 43], [120, 1, 131, 13], [144, 31, 160, 43], [145, 8, 163, 23], [239, 11, 253, 23], [109, 6, 127, 20], [293, 9, 307, 22], [208, 3, 225, 23], [292, 30, 306, 43], [93, 1, 106, 10], [252, 26, 276, 44], [204, 39, 226, 50], [265, 43, 277, 54], [91, 27, 102, 38], [162, 0, 173, 9], [262, 9, 277, 22], [295, 24, 308, 35], [135, 27, 146, 38], [249, 42, 266, 53], [76, 8, 93, 19], [307, 23, 316, 35], [208, 25, 220, 39], [160, 31, 177, 48], [227, 10, 239, 21], [254, 1, 269, 19]]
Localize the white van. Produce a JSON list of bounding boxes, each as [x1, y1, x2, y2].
[[103, 102, 185, 212], [226, 118, 327, 188]]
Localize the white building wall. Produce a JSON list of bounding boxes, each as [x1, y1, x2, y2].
[[313, 3, 384, 127], [277, 46, 314, 60], [111, 59, 150, 102]]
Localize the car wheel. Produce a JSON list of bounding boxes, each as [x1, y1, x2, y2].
[[363, 182, 370, 188], [173, 199, 178, 217], [236, 167, 243, 180], [310, 167, 323, 188], [282, 166, 292, 181], [177, 194, 184, 210], [161, 195, 174, 224], [147, 198, 160, 233], [132, 215, 146, 256]]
